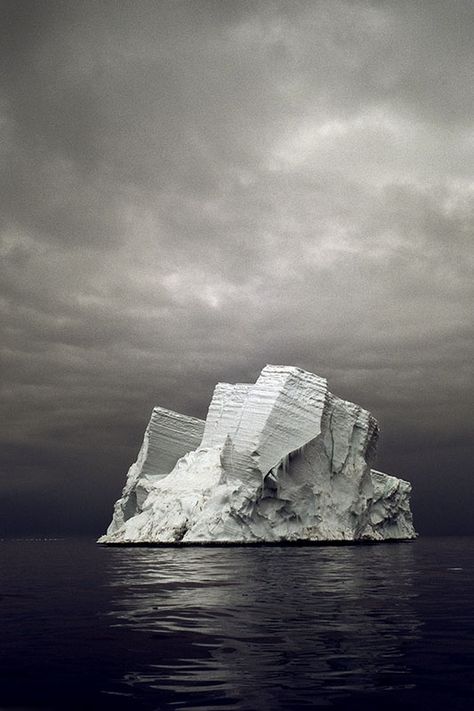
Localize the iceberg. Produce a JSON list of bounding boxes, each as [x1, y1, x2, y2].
[[99, 365, 416, 544]]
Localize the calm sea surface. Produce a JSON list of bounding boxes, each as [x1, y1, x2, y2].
[[1, 537, 473, 710]]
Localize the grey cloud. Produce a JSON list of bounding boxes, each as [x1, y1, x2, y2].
[[0, 0, 473, 536]]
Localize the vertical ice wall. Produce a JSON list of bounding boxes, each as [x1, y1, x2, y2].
[[106, 407, 205, 535], [221, 365, 327, 490], [259, 392, 378, 540], [201, 383, 251, 449]]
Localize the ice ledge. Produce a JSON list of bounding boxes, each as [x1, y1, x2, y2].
[[99, 365, 417, 544]]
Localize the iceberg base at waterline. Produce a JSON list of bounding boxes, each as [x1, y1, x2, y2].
[[98, 365, 416, 545]]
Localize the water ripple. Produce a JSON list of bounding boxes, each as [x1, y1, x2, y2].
[[104, 544, 424, 708], [3, 538, 473, 709]]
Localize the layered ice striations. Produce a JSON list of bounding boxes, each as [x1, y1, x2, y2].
[[99, 365, 416, 544]]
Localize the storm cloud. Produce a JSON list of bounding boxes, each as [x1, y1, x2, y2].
[[1, 0, 473, 535]]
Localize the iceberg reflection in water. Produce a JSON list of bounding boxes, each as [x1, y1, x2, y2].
[[105, 544, 422, 708]]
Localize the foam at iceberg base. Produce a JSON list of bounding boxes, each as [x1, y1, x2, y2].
[[98, 365, 416, 544]]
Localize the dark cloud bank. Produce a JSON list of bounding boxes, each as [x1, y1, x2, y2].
[[1, 0, 473, 536]]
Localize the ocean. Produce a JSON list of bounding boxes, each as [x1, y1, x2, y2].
[[1, 537, 473, 709]]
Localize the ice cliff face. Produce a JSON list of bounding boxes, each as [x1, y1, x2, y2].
[[105, 407, 205, 536], [99, 365, 416, 544]]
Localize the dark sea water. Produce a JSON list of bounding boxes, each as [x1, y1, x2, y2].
[[1, 538, 473, 710]]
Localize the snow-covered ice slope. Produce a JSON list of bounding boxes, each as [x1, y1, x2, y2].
[[99, 365, 416, 543]]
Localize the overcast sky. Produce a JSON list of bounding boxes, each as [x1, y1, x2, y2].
[[1, 0, 473, 536]]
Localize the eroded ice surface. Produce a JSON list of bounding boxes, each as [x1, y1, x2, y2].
[[99, 365, 416, 544]]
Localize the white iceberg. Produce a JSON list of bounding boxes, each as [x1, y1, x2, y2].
[[99, 365, 416, 544]]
